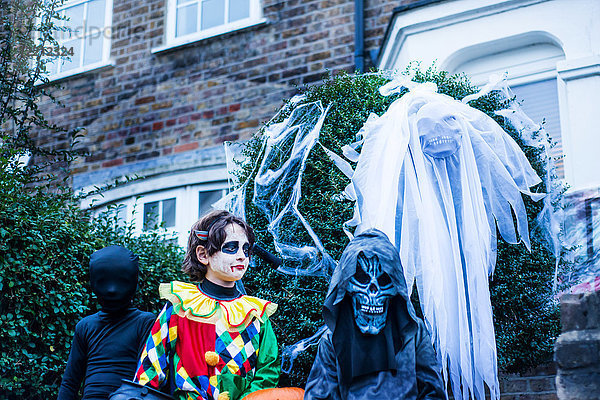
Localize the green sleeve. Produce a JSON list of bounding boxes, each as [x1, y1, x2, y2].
[[239, 316, 280, 398]]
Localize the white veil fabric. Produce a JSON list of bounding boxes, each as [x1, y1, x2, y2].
[[216, 97, 336, 276], [343, 81, 544, 400]]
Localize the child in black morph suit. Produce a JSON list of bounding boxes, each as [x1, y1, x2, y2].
[[57, 245, 156, 400]]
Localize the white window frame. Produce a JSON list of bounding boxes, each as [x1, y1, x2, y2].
[[154, 0, 265, 53], [448, 40, 564, 87], [83, 166, 229, 248], [140, 195, 178, 231], [447, 38, 566, 177], [41, 0, 114, 81], [132, 189, 183, 240], [91, 183, 228, 248]]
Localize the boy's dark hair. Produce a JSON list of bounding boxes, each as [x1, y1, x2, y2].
[[182, 209, 256, 281]]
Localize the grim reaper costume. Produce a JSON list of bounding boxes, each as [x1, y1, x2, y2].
[[304, 229, 445, 400]]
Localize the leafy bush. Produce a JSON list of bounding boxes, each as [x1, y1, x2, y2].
[[238, 69, 559, 387], [0, 167, 91, 398], [0, 1, 185, 398], [0, 164, 185, 399]]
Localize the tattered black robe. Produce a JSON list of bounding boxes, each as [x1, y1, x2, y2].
[[304, 229, 446, 400]]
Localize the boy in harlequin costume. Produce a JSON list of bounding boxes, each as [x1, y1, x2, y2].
[[134, 210, 280, 400]]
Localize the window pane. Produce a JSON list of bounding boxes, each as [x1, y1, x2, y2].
[[176, 3, 198, 37], [63, 4, 85, 41], [143, 201, 160, 230], [43, 56, 59, 76], [511, 79, 563, 176], [83, 33, 103, 65], [229, 0, 250, 22], [198, 190, 223, 218], [86, 0, 106, 34], [60, 39, 81, 72], [162, 198, 176, 228], [201, 0, 225, 30]]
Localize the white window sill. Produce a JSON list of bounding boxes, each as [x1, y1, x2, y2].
[[37, 59, 116, 85], [151, 18, 268, 54]]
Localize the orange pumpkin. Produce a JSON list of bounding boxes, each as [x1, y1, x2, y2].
[[241, 387, 305, 400]]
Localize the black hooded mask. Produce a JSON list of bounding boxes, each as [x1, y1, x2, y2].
[[89, 245, 139, 314], [323, 229, 419, 384]]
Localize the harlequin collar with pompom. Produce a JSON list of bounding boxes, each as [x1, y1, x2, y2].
[[159, 281, 277, 328]]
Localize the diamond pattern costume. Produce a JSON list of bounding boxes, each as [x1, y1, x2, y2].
[[134, 281, 279, 400]]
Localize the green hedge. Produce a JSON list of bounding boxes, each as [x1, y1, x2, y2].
[[0, 1, 186, 396], [0, 166, 184, 399], [238, 69, 560, 387]]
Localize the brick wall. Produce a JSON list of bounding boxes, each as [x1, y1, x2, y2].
[[499, 365, 557, 400], [36, 0, 412, 187], [445, 364, 558, 400], [555, 290, 600, 399]]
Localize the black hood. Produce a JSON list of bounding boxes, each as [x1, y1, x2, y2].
[[89, 245, 139, 314], [322, 229, 421, 384], [323, 229, 417, 332]]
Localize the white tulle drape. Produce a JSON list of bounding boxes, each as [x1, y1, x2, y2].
[[341, 80, 544, 400]]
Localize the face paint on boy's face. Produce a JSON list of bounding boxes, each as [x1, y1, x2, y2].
[[221, 241, 251, 257], [205, 223, 250, 285]]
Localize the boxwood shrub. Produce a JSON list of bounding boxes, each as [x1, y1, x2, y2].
[[238, 69, 560, 387], [0, 165, 185, 399]]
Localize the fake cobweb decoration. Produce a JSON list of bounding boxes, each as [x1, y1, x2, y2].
[[216, 96, 336, 277]]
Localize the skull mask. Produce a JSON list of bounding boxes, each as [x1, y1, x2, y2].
[[417, 103, 463, 158], [346, 252, 398, 335]]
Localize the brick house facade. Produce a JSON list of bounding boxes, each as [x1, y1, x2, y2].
[[33, 0, 600, 397], [39, 0, 411, 189], [38, 0, 600, 270], [35, 0, 424, 247]]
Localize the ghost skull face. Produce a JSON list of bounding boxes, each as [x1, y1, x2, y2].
[[346, 253, 398, 335], [416, 103, 463, 158]]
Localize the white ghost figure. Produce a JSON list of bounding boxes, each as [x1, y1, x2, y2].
[[345, 82, 545, 400]]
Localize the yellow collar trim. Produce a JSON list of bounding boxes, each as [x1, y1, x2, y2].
[[159, 281, 277, 328]]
